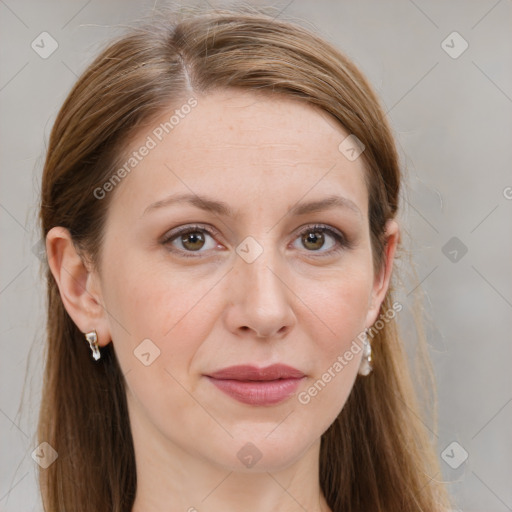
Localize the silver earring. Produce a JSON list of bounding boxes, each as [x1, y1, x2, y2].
[[84, 330, 101, 361], [358, 329, 372, 376]]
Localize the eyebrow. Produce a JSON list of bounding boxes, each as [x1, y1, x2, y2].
[[142, 192, 362, 219]]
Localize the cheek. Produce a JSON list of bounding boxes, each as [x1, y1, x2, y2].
[[102, 240, 205, 333], [307, 267, 372, 345], [101, 247, 224, 383], [300, 268, 372, 400], [101, 256, 220, 441]]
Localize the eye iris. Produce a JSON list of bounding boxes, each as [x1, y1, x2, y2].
[[302, 230, 324, 250], [182, 231, 205, 251]]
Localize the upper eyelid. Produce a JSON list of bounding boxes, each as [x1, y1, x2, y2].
[[161, 223, 221, 243], [163, 223, 346, 249]]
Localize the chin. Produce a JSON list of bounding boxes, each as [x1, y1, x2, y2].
[[205, 435, 316, 473]]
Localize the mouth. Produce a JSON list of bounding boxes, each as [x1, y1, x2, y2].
[[204, 364, 306, 406]]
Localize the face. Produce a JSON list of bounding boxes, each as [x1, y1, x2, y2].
[[89, 89, 396, 472]]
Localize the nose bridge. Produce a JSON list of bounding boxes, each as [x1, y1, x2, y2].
[[236, 233, 285, 303], [228, 233, 295, 337]]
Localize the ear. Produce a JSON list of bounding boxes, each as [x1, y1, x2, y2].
[[365, 219, 400, 327], [46, 226, 111, 347]]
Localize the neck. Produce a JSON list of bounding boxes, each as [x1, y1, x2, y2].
[[129, 415, 331, 512]]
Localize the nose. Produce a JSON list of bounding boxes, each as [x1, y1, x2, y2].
[[223, 244, 296, 339]]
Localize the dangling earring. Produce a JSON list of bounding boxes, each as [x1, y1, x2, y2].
[[358, 329, 372, 376], [84, 330, 101, 361]]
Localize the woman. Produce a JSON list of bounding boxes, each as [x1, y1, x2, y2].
[[38, 6, 452, 511]]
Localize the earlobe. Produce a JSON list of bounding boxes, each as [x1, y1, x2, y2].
[[365, 219, 400, 327], [45, 226, 111, 347]]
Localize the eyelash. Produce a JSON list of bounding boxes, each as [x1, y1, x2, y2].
[[161, 223, 352, 259]]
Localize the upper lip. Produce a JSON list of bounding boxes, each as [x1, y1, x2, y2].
[[206, 364, 305, 381]]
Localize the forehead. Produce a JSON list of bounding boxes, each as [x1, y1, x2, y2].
[[110, 88, 369, 219]]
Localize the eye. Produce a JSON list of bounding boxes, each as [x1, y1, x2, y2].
[[291, 224, 349, 255], [161, 224, 221, 257], [161, 222, 351, 259]]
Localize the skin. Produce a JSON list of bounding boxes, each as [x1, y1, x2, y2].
[[47, 89, 399, 512]]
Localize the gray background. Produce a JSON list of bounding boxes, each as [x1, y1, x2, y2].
[[1, 1, 511, 511]]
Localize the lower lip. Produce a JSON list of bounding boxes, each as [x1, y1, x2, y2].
[[206, 376, 304, 406]]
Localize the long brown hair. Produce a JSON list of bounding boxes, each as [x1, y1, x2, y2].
[[38, 5, 452, 511]]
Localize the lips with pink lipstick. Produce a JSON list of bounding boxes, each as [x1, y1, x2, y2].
[[204, 364, 306, 406]]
